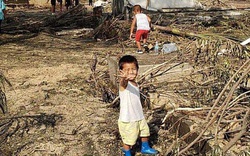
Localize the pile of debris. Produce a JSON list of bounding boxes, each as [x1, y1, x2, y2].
[[0, 1, 249, 154], [88, 4, 250, 155]]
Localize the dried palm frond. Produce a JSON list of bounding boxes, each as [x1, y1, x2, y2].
[[238, 149, 250, 156], [211, 144, 223, 156], [0, 71, 12, 90], [0, 89, 7, 114], [0, 71, 12, 114]]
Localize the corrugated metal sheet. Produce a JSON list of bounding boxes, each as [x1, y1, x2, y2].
[[127, 0, 203, 10]]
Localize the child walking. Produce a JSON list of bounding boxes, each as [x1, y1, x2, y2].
[[130, 5, 151, 54], [0, 0, 6, 33], [118, 55, 158, 156], [65, 0, 72, 11], [74, 0, 79, 6], [47, 0, 63, 15]]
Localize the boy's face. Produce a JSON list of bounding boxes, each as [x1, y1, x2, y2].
[[121, 63, 138, 81], [133, 10, 140, 14]]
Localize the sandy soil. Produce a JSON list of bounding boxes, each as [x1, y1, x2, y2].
[[0, 5, 124, 154], [0, 2, 164, 155], [0, 32, 124, 155], [1, 1, 249, 155]]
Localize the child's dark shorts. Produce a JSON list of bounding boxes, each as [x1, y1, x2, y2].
[[51, 0, 56, 5], [51, 0, 62, 5], [65, 0, 71, 6]]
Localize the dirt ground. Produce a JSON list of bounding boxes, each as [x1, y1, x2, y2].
[[0, 2, 169, 155], [1, 1, 250, 156], [0, 4, 126, 156], [0, 35, 123, 156]]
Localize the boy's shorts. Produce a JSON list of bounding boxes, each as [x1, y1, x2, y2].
[[51, 0, 62, 5], [135, 30, 149, 42], [51, 0, 56, 5], [118, 119, 150, 146]]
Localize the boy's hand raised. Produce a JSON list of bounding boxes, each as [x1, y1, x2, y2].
[[119, 70, 129, 80], [119, 70, 136, 81]]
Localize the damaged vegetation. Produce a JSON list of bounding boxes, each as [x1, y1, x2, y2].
[[0, 113, 63, 155], [0, 71, 12, 114], [0, 0, 250, 155], [88, 3, 250, 155]]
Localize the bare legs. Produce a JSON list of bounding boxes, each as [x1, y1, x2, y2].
[[51, 4, 56, 14], [136, 41, 142, 51], [136, 39, 147, 51]]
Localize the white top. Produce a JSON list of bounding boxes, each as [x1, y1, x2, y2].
[[0, 0, 6, 20], [119, 81, 144, 122], [135, 13, 150, 31]]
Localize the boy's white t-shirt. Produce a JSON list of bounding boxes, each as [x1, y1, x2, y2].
[[119, 81, 144, 122], [135, 13, 150, 31]]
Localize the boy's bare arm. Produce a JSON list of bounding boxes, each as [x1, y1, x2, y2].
[[120, 77, 128, 90], [130, 18, 136, 39], [3, 9, 6, 16], [147, 16, 151, 29]]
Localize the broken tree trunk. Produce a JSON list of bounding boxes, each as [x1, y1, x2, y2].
[[152, 24, 204, 38]]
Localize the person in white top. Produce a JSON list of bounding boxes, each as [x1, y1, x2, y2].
[[130, 5, 151, 54], [118, 55, 158, 156]]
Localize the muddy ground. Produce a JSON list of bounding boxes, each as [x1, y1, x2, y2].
[[0, 1, 250, 156]]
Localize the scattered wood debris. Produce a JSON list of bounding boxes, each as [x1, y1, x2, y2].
[[88, 4, 250, 155], [0, 1, 250, 155]]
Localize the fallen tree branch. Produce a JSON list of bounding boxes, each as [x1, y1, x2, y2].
[[152, 24, 204, 39], [162, 107, 205, 123], [214, 61, 250, 143], [178, 59, 250, 155], [0, 33, 38, 46], [138, 55, 178, 84], [206, 59, 250, 121], [53, 4, 83, 22], [152, 62, 184, 78], [85, 15, 109, 38], [222, 109, 250, 153]]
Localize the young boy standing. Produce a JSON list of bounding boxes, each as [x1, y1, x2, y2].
[[0, 0, 6, 33], [118, 55, 158, 156], [130, 5, 151, 54]]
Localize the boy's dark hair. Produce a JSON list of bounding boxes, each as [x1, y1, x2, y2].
[[119, 55, 139, 70], [133, 5, 142, 12]]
